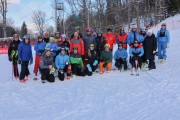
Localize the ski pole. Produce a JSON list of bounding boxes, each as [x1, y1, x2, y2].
[[12, 63, 14, 81]]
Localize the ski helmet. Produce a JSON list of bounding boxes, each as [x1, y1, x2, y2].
[[73, 46, 78, 51], [118, 43, 123, 47], [107, 28, 112, 32], [75, 26, 80, 30], [13, 34, 19, 40], [50, 37, 55, 41], [161, 23, 166, 26], [86, 28, 92, 32], [134, 40, 139, 44], [104, 44, 110, 48], [23, 34, 30, 39], [61, 34, 66, 38]]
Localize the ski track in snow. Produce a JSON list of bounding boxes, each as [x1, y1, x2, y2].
[[0, 29, 180, 119]]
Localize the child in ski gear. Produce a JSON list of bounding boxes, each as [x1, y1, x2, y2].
[[116, 28, 128, 50], [54, 32, 61, 43], [34, 35, 46, 78], [127, 25, 140, 45], [18, 35, 33, 82], [45, 37, 59, 58], [43, 32, 49, 43], [8, 34, 20, 79], [103, 28, 116, 51], [85, 44, 99, 76], [143, 29, 157, 70], [114, 43, 128, 71], [70, 32, 84, 55], [39, 50, 55, 83], [70, 46, 86, 77], [129, 40, 144, 75], [156, 23, 170, 62], [95, 32, 105, 62], [57, 34, 70, 55], [55, 47, 71, 81], [99, 44, 113, 74]]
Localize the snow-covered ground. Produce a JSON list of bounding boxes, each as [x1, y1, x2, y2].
[[1, 18, 180, 120]]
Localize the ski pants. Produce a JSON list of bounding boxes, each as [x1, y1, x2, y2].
[[41, 68, 55, 82], [131, 57, 142, 69], [99, 62, 112, 72], [115, 58, 127, 70], [148, 59, 156, 69], [71, 64, 86, 76], [12, 58, 19, 77], [20, 61, 30, 80], [34, 55, 41, 74], [158, 42, 167, 60], [58, 65, 71, 81]]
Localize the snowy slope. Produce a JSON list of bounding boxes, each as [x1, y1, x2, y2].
[[0, 23, 180, 120]]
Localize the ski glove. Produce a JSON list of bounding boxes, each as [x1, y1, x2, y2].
[[50, 67, 55, 74], [86, 64, 92, 72], [29, 60, 33, 65], [65, 62, 69, 65], [9, 57, 12, 62], [93, 60, 98, 66], [18, 59, 22, 64]]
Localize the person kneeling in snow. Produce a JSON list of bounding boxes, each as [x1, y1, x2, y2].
[[55, 47, 71, 81], [39, 50, 55, 83], [114, 43, 128, 71], [99, 44, 113, 74], [85, 44, 99, 76], [129, 40, 144, 75], [70, 46, 86, 77]]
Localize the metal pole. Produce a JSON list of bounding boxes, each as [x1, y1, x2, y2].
[[55, 0, 57, 31]]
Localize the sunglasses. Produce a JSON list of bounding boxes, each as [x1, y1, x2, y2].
[[90, 46, 94, 47]]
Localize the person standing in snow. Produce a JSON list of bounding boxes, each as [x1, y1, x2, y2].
[[156, 23, 170, 63], [127, 25, 140, 46], [54, 32, 61, 43], [103, 28, 116, 51], [143, 29, 157, 70], [18, 35, 33, 83], [114, 43, 128, 71], [57, 34, 70, 55], [71, 26, 83, 39], [43, 32, 50, 43], [70, 32, 84, 56], [39, 50, 55, 83], [82, 28, 97, 66], [99, 44, 113, 74], [55, 47, 71, 81], [8, 34, 21, 79], [45, 37, 59, 59], [85, 44, 99, 76], [33, 35, 46, 79], [95, 31, 105, 62], [116, 28, 128, 50]]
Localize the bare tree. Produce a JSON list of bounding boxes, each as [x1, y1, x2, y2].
[[0, 0, 7, 38], [32, 10, 47, 34], [45, 25, 54, 36]]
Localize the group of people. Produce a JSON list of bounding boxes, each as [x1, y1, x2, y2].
[[8, 23, 170, 83]]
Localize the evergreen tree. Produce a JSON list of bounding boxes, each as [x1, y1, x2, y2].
[[20, 21, 27, 38]]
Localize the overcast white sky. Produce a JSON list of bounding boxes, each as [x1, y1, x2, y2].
[[7, 0, 69, 31]]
